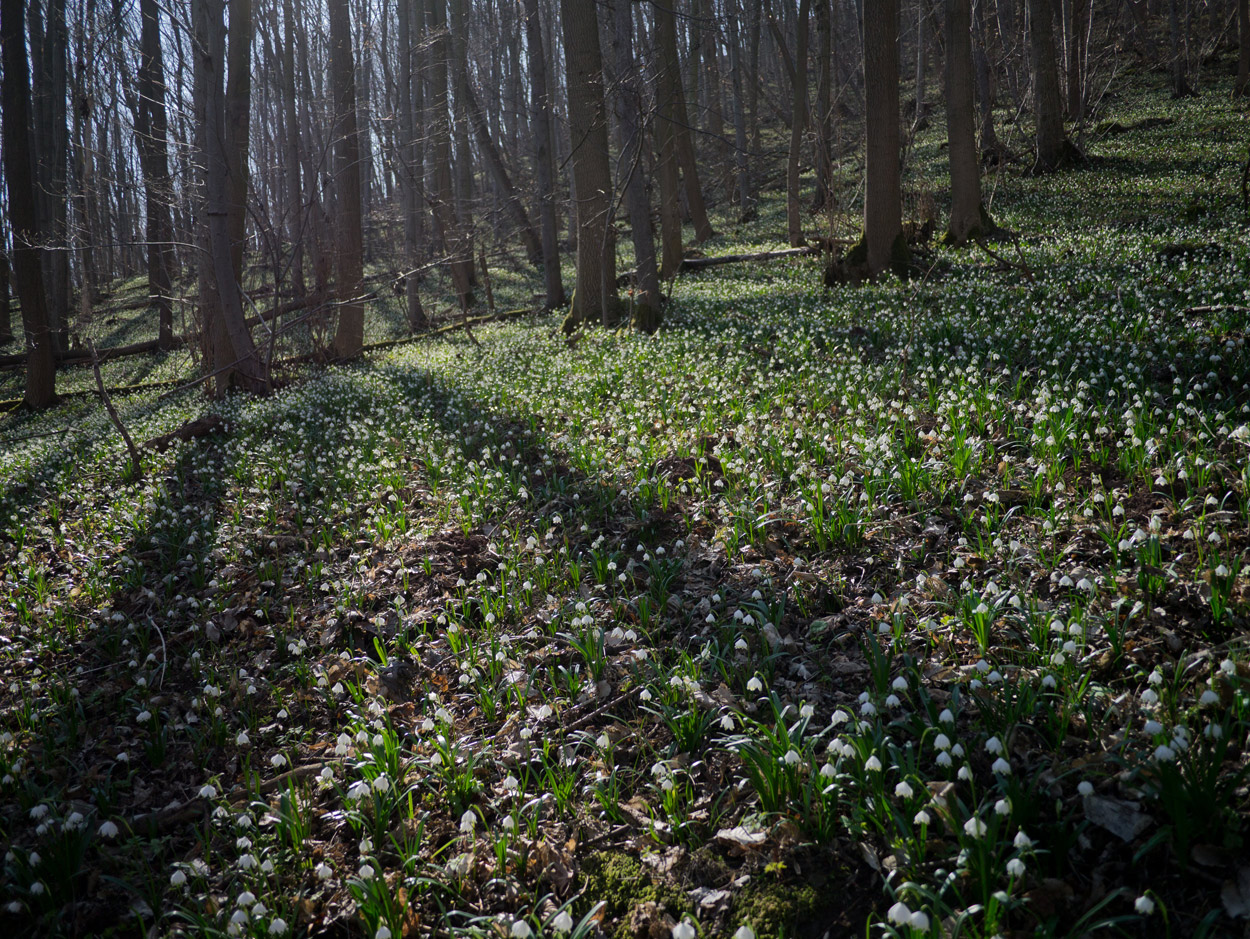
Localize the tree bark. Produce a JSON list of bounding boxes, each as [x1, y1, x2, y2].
[[0, 247, 12, 343], [725, 0, 754, 218], [329, 0, 364, 358], [560, 0, 617, 329], [138, 0, 175, 350], [1238, 0, 1250, 96], [1167, 0, 1192, 97], [521, 0, 565, 308], [397, 0, 427, 329], [972, 0, 999, 156], [427, 0, 473, 305], [653, 0, 714, 243], [653, 0, 686, 278], [192, 0, 265, 395], [448, 0, 476, 287], [2, 0, 59, 406], [612, 0, 661, 331], [224, 0, 252, 283], [945, 0, 993, 244], [861, 0, 906, 276], [1028, 0, 1077, 173], [813, 0, 834, 211], [1063, 0, 1086, 118], [281, 0, 306, 298], [786, 0, 811, 246], [32, 0, 70, 352]]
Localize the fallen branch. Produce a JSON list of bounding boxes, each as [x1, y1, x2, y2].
[[90, 340, 145, 480], [975, 238, 1035, 282]]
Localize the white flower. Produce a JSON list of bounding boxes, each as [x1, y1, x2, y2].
[[199, 784, 218, 799], [913, 809, 931, 826], [359, 864, 375, 879], [671, 919, 697, 939], [316, 862, 332, 879], [1199, 689, 1219, 706], [460, 809, 477, 833], [269, 919, 288, 935], [864, 755, 882, 772], [992, 758, 1012, 775], [984, 736, 1003, 755], [170, 869, 187, 886], [894, 781, 914, 799], [98, 820, 119, 838], [746, 677, 763, 693], [1014, 831, 1033, 849], [510, 920, 532, 939], [1154, 744, 1176, 762], [887, 901, 912, 925], [734, 928, 756, 939], [236, 731, 250, 746], [1007, 857, 1026, 877], [376, 928, 393, 939], [1134, 895, 1155, 915], [552, 911, 575, 933], [963, 817, 987, 838], [783, 749, 801, 766], [909, 910, 930, 930], [1077, 781, 1094, 796], [270, 753, 287, 768]]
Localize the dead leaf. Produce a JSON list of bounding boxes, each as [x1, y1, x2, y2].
[[1222, 866, 1250, 919], [1083, 794, 1151, 842]]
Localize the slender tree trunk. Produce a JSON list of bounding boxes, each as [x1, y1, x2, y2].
[[945, 0, 993, 243], [2, 0, 58, 406], [448, 0, 476, 287], [521, 0, 564, 308], [747, 0, 761, 152], [281, 0, 306, 297], [1237, 0, 1250, 96], [1167, 0, 1192, 96], [1028, 0, 1077, 172], [914, 0, 927, 123], [813, 0, 834, 211], [329, 0, 364, 358], [653, 0, 714, 242], [559, 0, 617, 329], [397, 0, 427, 329], [428, 0, 473, 305], [861, 0, 906, 275], [0, 247, 11, 344], [193, 0, 265, 395], [612, 0, 661, 331], [972, 0, 998, 156], [138, 0, 175, 350], [653, 0, 687, 277], [787, 0, 811, 245], [33, 0, 70, 351], [1062, 0, 1085, 117], [224, 0, 252, 284], [726, 0, 754, 218]]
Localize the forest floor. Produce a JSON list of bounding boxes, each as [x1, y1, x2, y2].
[[2, 73, 1250, 939]]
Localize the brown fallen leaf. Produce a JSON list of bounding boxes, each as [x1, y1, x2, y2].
[[1222, 866, 1250, 919]]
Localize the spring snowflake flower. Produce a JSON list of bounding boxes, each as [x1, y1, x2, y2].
[[963, 817, 987, 838], [864, 755, 883, 772], [98, 820, 119, 838], [510, 920, 532, 939], [269, 919, 288, 935], [1077, 781, 1094, 796], [913, 809, 931, 826], [984, 736, 1003, 755], [170, 869, 187, 886], [734, 928, 755, 939], [887, 901, 912, 925], [1135, 895, 1155, 915], [460, 809, 477, 833], [1199, 689, 1219, 706], [1007, 857, 1026, 877], [992, 758, 1012, 775], [909, 910, 930, 930], [671, 918, 697, 939], [746, 677, 763, 693], [199, 784, 218, 799], [552, 911, 575, 933], [894, 781, 914, 799], [376, 928, 393, 939]]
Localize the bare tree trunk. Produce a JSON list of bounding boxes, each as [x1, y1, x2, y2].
[[653, 0, 714, 243], [193, 0, 265, 395], [972, 0, 999, 156], [747, 0, 761, 152], [521, 0, 564, 308], [726, 0, 754, 218], [225, 0, 252, 284], [1028, 0, 1077, 172], [398, 0, 427, 329], [813, 0, 834, 211], [0, 247, 11, 344], [281, 0, 306, 298], [945, 0, 994, 243], [653, 0, 687, 278], [428, 0, 474, 305], [612, 0, 661, 331], [861, 0, 906, 275], [329, 0, 364, 358], [138, 0, 175, 350], [1238, 0, 1250, 96], [787, 0, 811, 245], [448, 0, 476, 287], [560, 0, 617, 330], [914, 0, 927, 123], [32, 0, 70, 352], [1063, 0, 1085, 117], [1167, 0, 1193, 96]]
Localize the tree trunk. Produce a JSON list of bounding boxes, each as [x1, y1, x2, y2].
[[612, 0, 661, 331], [224, 0, 252, 284], [726, 0, 754, 218], [1167, 0, 1192, 96], [1237, 0, 1249, 96], [428, 0, 473, 305], [138, 0, 175, 350], [861, 0, 906, 276], [945, 0, 993, 244], [653, 0, 714, 243], [3, 0, 58, 406], [448, 0, 476, 289], [1028, 0, 1076, 173], [1063, 0, 1086, 118], [329, 0, 364, 358], [521, 0, 564, 308], [0, 246, 12, 343], [972, 0, 999, 156], [397, 0, 427, 329], [653, 0, 687, 278], [787, 0, 812, 245], [813, 0, 834, 211], [914, 0, 927, 123], [281, 0, 306, 298], [32, 0, 70, 352], [559, 0, 617, 330], [192, 0, 265, 395]]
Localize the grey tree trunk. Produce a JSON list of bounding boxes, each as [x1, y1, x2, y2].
[[1, 0, 57, 406], [944, 0, 993, 244], [398, 0, 427, 329], [861, 0, 906, 275], [521, 0, 564, 308], [653, 0, 714, 243], [1167, 0, 1192, 97], [224, 0, 252, 284], [787, 0, 811, 246], [32, 0, 70, 352], [612, 0, 661, 331], [726, 0, 754, 218], [428, 0, 473, 305], [1028, 0, 1077, 172], [448, 0, 476, 288], [281, 0, 306, 298], [329, 0, 364, 358], [653, 0, 687, 278], [914, 0, 927, 123], [1238, 0, 1250, 96], [138, 0, 175, 350], [1063, 0, 1086, 118], [814, 0, 834, 211], [559, 0, 617, 329], [972, 0, 999, 156]]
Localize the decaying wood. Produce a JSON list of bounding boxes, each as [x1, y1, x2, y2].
[[142, 414, 228, 452]]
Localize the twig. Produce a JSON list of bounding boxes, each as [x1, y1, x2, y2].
[[975, 238, 1035, 282], [89, 340, 144, 481]]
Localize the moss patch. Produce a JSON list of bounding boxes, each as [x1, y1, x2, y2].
[[732, 881, 834, 939], [580, 852, 691, 939]]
